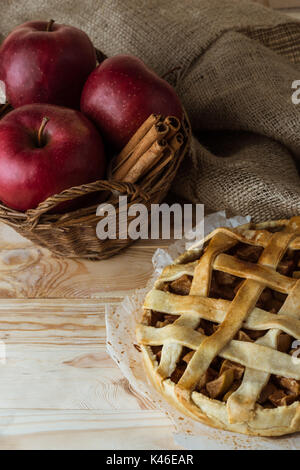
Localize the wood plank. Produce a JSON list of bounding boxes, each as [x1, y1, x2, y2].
[[0, 342, 144, 410], [0, 299, 106, 344], [0, 409, 181, 450], [0, 300, 178, 448], [0, 223, 170, 299], [0, 226, 177, 447], [0, 303, 154, 411]]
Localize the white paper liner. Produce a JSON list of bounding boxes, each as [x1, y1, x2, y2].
[[105, 211, 300, 450]]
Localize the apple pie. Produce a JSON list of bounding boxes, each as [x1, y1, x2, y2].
[[136, 217, 300, 436]]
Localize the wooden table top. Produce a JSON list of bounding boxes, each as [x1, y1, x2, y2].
[[0, 222, 182, 450]]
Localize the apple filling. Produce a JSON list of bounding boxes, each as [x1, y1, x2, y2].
[[150, 241, 300, 409]]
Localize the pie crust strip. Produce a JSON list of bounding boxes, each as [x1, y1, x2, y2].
[[156, 233, 236, 379], [189, 224, 300, 251], [136, 323, 300, 379], [144, 290, 300, 339], [176, 230, 296, 409], [214, 254, 296, 294], [227, 226, 299, 423], [227, 282, 300, 423], [175, 233, 282, 394]]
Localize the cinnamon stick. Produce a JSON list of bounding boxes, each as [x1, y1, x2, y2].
[[112, 122, 169, 181], [114, 113, 161, 167], [144, 146, 175, 188], [143, 132, 183, 186], [169, 132, 184, 153], [164, 116, 181, 139], [123, 139, 168, 183]]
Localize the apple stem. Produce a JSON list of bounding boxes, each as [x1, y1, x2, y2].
[[38, 117, 50, 147], [46, 19, 55, 32]]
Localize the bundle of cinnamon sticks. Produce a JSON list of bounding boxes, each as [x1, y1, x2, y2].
[[111, 114, 184, 184]]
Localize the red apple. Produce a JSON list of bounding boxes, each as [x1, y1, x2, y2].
[[80, 54, 183, 149], [0, 20, 96, 109], [0, 104, 106, 211]]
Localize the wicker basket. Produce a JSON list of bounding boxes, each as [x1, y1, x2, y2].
[[0, 103, 191, 260]]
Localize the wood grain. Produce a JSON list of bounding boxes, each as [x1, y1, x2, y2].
[[0, 221, 178, 448], [0, 300, 151, 410], [0, 410, 182, 450], [0, 223, 171, 299], [0, 295, 179, 449], [0, 299, 105, 343]]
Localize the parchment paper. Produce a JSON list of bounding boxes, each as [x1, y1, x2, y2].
[[105, 211, 300, 450]]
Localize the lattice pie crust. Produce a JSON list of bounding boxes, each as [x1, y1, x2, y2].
[[136, 217, 300, 436]]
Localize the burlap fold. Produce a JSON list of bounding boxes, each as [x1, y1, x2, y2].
[[1, 0, 300, 221]]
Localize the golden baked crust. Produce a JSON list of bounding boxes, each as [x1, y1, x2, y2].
[[136, 217, 300, 436]]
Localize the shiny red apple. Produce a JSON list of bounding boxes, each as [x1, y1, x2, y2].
[[80, 54, 183, 149], [0, 104, 106, 211], [0, 20, 96, 109]]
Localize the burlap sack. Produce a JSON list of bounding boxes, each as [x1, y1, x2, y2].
[[1, 0, 300, 221]]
